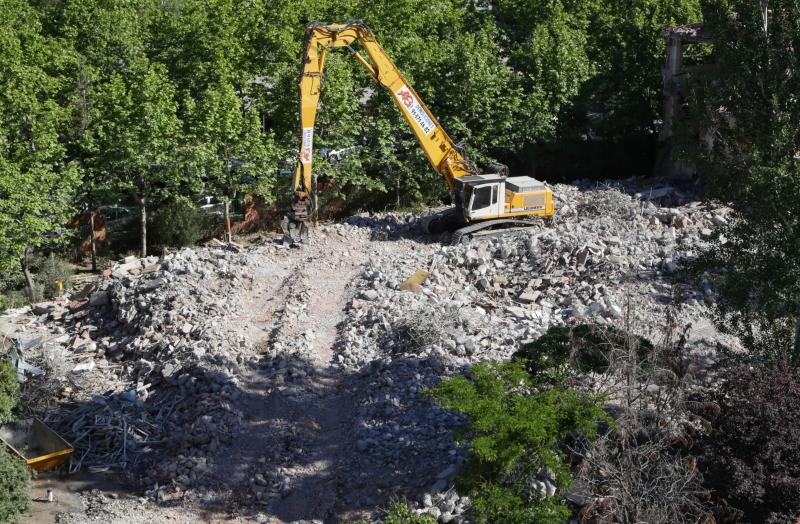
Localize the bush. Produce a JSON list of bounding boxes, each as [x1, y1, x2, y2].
[[513, 324, 654, 378], [0, 445, 30, 523], [698, 366, 800, 523], [149, 200, 212, 249], [29, 254, 74, 299], [384, 502, 436, 524], [0, 357, 29, 523], [0, 357, 19, 424], [350, 502, 436, 524], [430, 361, 610, 524], [524, 321, 714, 523]]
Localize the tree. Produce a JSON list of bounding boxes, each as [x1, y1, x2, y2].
[[677, 0, 800, 366], [90, 59, 190, 257], [151, 0, 267, 98], [39, 0, 192, 259], [0, 0, 80, 298], [431, 360, 609, 524], [188, 81, 275, 241], [569, 0, 704, 141], [152, 0, 279, 238]]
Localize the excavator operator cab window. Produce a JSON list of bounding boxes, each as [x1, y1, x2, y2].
[[470, 185, 493, 211]]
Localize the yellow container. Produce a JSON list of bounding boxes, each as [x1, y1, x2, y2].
[[0, 418, 74, 472]]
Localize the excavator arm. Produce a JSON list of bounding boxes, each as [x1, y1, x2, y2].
[[283, 21, 478, 241]]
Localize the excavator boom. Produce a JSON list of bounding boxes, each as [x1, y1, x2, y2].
[[284, 22, 477, 241]]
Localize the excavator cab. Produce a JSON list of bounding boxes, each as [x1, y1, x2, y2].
[[458, 176, 505, 220], [455, 174, 554, 222]]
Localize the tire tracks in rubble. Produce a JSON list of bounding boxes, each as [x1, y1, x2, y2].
[[262, 252, 353, 523], [252, 246, 367, 523]]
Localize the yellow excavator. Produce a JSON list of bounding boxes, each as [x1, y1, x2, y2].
[[281, 21, 555, 244]]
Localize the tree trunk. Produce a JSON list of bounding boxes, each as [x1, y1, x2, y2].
[[20, 248, 36, 301], [224, 199, 232, 243], [140, 197, 147, 258], [89, 211, 98, 272]]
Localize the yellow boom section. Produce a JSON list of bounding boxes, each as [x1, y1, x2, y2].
[[290, 21, 477, 221]]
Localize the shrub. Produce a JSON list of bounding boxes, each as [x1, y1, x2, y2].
[[29, 254, 74, 299], [149, 200, 212, 249], [698, 366, 800, 523], [0, 357, 29, 523], [0, 445, 30, 523], [0, 357, 19, 424], [528, 321, 714, 523], [350, 502, 436, 524], [430, 361, 610, 524], [384, 502, 437, 524], [513, 324, 654, 378]]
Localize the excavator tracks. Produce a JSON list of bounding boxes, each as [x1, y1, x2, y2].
[[450, 218, 542, 245]]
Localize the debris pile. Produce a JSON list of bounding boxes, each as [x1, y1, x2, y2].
[[337, 184, 728, 370], [0, 178, 741, 524], [327, 183, 736, 522], [4, 244, 272, 494]]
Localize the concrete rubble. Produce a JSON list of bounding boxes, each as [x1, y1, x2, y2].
[[331, 180, 738, 521], [0, 177, 741, 523]]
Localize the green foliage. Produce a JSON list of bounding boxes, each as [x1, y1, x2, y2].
[[0, 444, 30, 523], [0, 0, 80, 284], [1, 0, 716, 252], [493, 0, 596, 142], [430, 360, 609, 524], [349, 502, 437, 524], [149, 199, 212, 248], [575, 0, 704, 139], [531, 0, 704, 180], [677, 0, 800, 365], [29, 254, 74, 299], [384, 502, 437, 524], [91, 59, 187, 202], [513, 324, 655, 378], [187, 79, 278, 239], [0, 358, 29, 522], [0, 357, 19, 425]]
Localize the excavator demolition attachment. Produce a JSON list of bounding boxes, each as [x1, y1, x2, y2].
[[283, 21, 554, 245], [280, 201, 310, 245]]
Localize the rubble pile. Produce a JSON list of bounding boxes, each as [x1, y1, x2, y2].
[[345, 211, 422, 240], [331, 183, 734, 522], [338, 184, 728, 370], [101, 247, 256, 372], [0, 178, 741, 524], [264, 273, 314, 360], [7, 244, 274, 495]]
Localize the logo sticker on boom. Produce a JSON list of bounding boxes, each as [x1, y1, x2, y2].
[[301, 127, 313, 164], [395, 86, 436, 136]]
